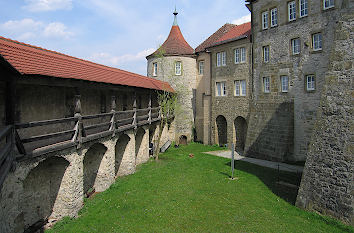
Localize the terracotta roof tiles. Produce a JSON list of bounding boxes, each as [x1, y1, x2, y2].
[[215, 22, 251, 45], [0, 36, 174, 92]]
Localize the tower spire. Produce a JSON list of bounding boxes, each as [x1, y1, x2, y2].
[[173, 6, 178, 26]]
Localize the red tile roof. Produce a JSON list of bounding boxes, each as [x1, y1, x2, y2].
[[195, 23, 236, 53], [148, 25, 194, 58], [0, 36, 174, 92], [214, 22, 251, 45]]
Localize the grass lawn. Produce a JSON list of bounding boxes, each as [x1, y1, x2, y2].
[[47, 143, 353, 233]]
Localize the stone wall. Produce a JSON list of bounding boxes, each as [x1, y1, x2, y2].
[[249, 0, 348, 161], [209, 38, 251, 149], [296, 10, 353, 225], [147, 55, 196, 143], [0, 124, 156, 232]]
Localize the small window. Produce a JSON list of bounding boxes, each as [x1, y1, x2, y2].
[[323, 0, 334, 9], [306, 75, 315, 91], [241, 80, 246, 96], [198, 61, 204, 75], [271, 8, 278, 27], [153, 62, 157, 76], [216, 82, 226, 96], [262, 11, 269, 30], [300, 0, 308, 17], [235, 80, 240, 96], [175, 61, 182, 75], [221, 51, 226, 66], [312, 33, 322, 51], [235, 48, 240, 64], [240, 47, 246, 63], [234, 80, 247, 96], [263, 46, 270, 63], [263, 77, 270, 93], [281, 76, 289, 93], [288, 1, 296, 21], [291, 38, 301, 55]]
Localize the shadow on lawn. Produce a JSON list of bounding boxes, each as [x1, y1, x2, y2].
[[224, 160, 301, 205]]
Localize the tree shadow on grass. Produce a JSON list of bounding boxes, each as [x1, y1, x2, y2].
[[224, 160, 301, 205]]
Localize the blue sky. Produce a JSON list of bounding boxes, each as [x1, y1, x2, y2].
[[0, 0, 250, 75]]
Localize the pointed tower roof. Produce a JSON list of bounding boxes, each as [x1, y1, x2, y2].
[[147, 8, 194, 58]]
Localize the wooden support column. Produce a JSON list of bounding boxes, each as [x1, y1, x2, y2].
[[148, 91, 152, 124], [133, 92, 137, 129], [110, 95, 116, 137]]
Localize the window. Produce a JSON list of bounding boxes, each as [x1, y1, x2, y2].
[[234, 80, 247, 96], [306, 75, 315, 91], [217, 52, 221, 66], [291, 38, 301, 55], [216, 82, 226, 96], [221, 51, 226, 66], [263, 46, 270, 63], [323, 0, 334, 9], [288, 1, 296, 21], [262, 11, 269, 29], [263, 77, 270, 93], [198, 61, 204, 75], [152, 62, 157, 76], [240, 47, 246, 63], [235, 48, 245, 64], [312, 33, 322, 51], [300, 0, 308, 17], [271, 8, 278, 27], [281, 76, 289, 92], [175, 61, 182, 75]]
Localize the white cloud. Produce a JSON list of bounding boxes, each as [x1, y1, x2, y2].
[[90, 48, 155, 66], [0, 18, 74, 40], [232, 14, 251, 25], [43, 22, 73, 39], [23, 0, 73, 12]]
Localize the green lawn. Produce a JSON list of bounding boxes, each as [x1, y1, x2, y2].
[[48, 143, 353, 233]]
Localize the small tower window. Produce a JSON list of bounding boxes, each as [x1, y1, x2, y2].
[[175, 61, 182, 75], [153, 62, 157, 76]]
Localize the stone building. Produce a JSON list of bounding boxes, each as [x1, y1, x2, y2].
[[0, 36, 174, 232], [146, 9, 196, 145]]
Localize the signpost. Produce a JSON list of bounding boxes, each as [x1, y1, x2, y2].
[[231, 143, 235, 179]]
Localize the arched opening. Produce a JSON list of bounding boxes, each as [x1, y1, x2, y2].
[[135, 128, 146, 164], [234, 116, 247, 153], [149, 125, 157, 156], [216, 115, 227, 146], [179, 135, 188, 145], [83, 143, 107, 195], [115, 134, 130, 176], [21, 156, 69, 231]]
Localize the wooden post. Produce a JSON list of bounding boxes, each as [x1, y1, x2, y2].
[[148, 91, 152, 124], [133, 92, 137, 129], [73, 95, 83, 149], [110, 95, 116, 136]]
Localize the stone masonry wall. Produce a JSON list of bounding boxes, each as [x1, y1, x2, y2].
[[209, 38, 251, 149], [296, 10, 353, 225], [147, 56, 196, 143], [249, 0, 347, 161]]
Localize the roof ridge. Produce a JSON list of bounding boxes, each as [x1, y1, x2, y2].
[[0, 36, 158, 83]]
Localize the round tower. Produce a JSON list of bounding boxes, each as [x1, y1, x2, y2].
[[146, 8, 197, 144]]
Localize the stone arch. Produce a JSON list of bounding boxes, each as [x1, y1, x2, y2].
[[83, 143, 107, 195], [234, 116, 247, 153], [216, 115, 227, 146], [21, 156, 69, 231], [115, 133, 130, 176], [179, 135, 188, 145]]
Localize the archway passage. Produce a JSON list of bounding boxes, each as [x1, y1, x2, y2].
[[234, 116, 247, 153], [179, 135, 187, 145], [216, 115, 227, 146], [115, 134, 130, 176], [83, 143, 107, 195], [22, 156, 69, 231], [135, 128, 146, 164]]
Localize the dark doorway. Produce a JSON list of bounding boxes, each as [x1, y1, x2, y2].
[[234, 116, 247, 153], [179, 135, 187, 145], [216, 115, 227, 146]]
